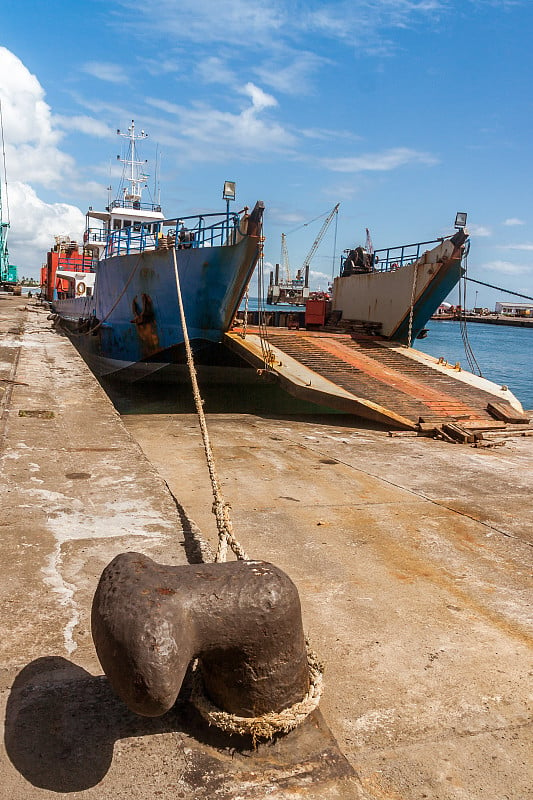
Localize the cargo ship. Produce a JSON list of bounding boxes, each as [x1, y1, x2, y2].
[[43, 121, 264, 379], [330, 217, 469, 345]]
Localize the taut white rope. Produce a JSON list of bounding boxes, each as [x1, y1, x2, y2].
[[172, 247, 323, 740]]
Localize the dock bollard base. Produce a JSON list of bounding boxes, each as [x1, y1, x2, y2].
[[91, 553, 311, 719]]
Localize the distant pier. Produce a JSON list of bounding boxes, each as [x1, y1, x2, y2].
[[433, 313, 533, 328]]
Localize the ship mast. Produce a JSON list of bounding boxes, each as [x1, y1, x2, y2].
[[116, 120, 148, 205]]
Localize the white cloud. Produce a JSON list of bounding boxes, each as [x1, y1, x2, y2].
[[146, 85, 295, 161], [309, 269, 332, 289], [0, 48, 75, 189], [54, 115, 114, 138], [241, 82, 278, 111], [505, 243, 533, 251], [468, 223, 491, 237], [82, 61, 130, 84], [323, 147, 438, 172], [195, 56, 237, 86], [112, 0, 453, 87], [253, 50, 330, 95], [140, 56, 183, 78], [503, 217, 525, 226], [268, 207, 308, 226], [301, 127, 362, 142], [116, 0, 285, 46], [0, 48, 89, 275], [7, 181, 85, 273], [483, 259, 529, 275], [116, 0, 450, 50]]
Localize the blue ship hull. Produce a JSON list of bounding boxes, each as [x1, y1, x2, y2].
[[52, 212, 263, 379], [390, 257, 465, 343]]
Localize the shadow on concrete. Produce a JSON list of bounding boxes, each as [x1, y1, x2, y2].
[[171, 495, 214, 564], [5, 656, 353, 794], [4, 656, 184, 791]]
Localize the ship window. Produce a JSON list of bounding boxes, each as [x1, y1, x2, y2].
[[123, 220, 131, 228], [113, 220, 121, 230]]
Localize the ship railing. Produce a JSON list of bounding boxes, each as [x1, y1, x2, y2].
[[104, 227, 159, 257], [108, 199, 162, 212], [370, 237, 446, 272], [103, 211, 246, 257], [57, 252, 97, 273], [85, 228, 108, 245], [163, 211, 245, 249]]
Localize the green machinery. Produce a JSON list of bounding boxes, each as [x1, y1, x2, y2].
[[0, 103, 18, 289]]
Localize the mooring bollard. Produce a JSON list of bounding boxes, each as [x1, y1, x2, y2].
[[91, 553, 310, 719]]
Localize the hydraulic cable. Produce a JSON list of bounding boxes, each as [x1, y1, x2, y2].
[[465, 278, 533, 303]]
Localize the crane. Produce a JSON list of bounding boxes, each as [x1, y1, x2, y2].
[[300, 202, 340, 278], [268, 203, 340, 305], [0, 100, 18, 289]]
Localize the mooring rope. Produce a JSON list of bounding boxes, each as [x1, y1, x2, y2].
[[465, 277, 533, 303], [255, 228, 276, 371], [190, 640, 323, 746], [240, 288, 249, 339], [171, 248, 249, 563], [171, 246, 323, 740], [457, 248, 483, 376]]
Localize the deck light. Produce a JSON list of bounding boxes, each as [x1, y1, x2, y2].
[[454, 212, 467, 228], [223, 181, 236, 201]]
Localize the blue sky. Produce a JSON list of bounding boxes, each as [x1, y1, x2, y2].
[[1, 0, 532, 307]]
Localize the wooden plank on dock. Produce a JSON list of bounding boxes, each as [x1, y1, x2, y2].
[[461, 419, 507, 431], [442, 423, 477, 444], [487, 402, 531, 424]]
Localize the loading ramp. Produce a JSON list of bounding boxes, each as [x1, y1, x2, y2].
[[224, 327, 526, 431]]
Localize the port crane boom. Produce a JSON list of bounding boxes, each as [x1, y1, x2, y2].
[[268, 203, 340, 305], [301, 202, 340, 275]]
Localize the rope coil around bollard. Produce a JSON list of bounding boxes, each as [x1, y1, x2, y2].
[[171, 247, 324, 741], [190, 640, 324, 746]]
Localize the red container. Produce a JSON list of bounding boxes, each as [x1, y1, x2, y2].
[[305, 298, 331, 327]]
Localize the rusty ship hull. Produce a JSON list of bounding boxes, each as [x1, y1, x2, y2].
[[51, 225, 263, 380]]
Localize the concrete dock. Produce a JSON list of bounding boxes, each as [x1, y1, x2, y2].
[[1, 295, 532, 799]]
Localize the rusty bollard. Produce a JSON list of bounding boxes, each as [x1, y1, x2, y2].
[[91, 553, 310, 719]]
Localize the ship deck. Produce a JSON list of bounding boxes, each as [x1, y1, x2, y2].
[[225, 326, 525, 430]]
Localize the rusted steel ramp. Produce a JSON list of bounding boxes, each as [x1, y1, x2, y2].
[[224, 328, 527, 431]]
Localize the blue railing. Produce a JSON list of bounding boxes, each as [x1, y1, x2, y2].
[[104, 227, 159, 257], [97, 211, 245, 259]]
